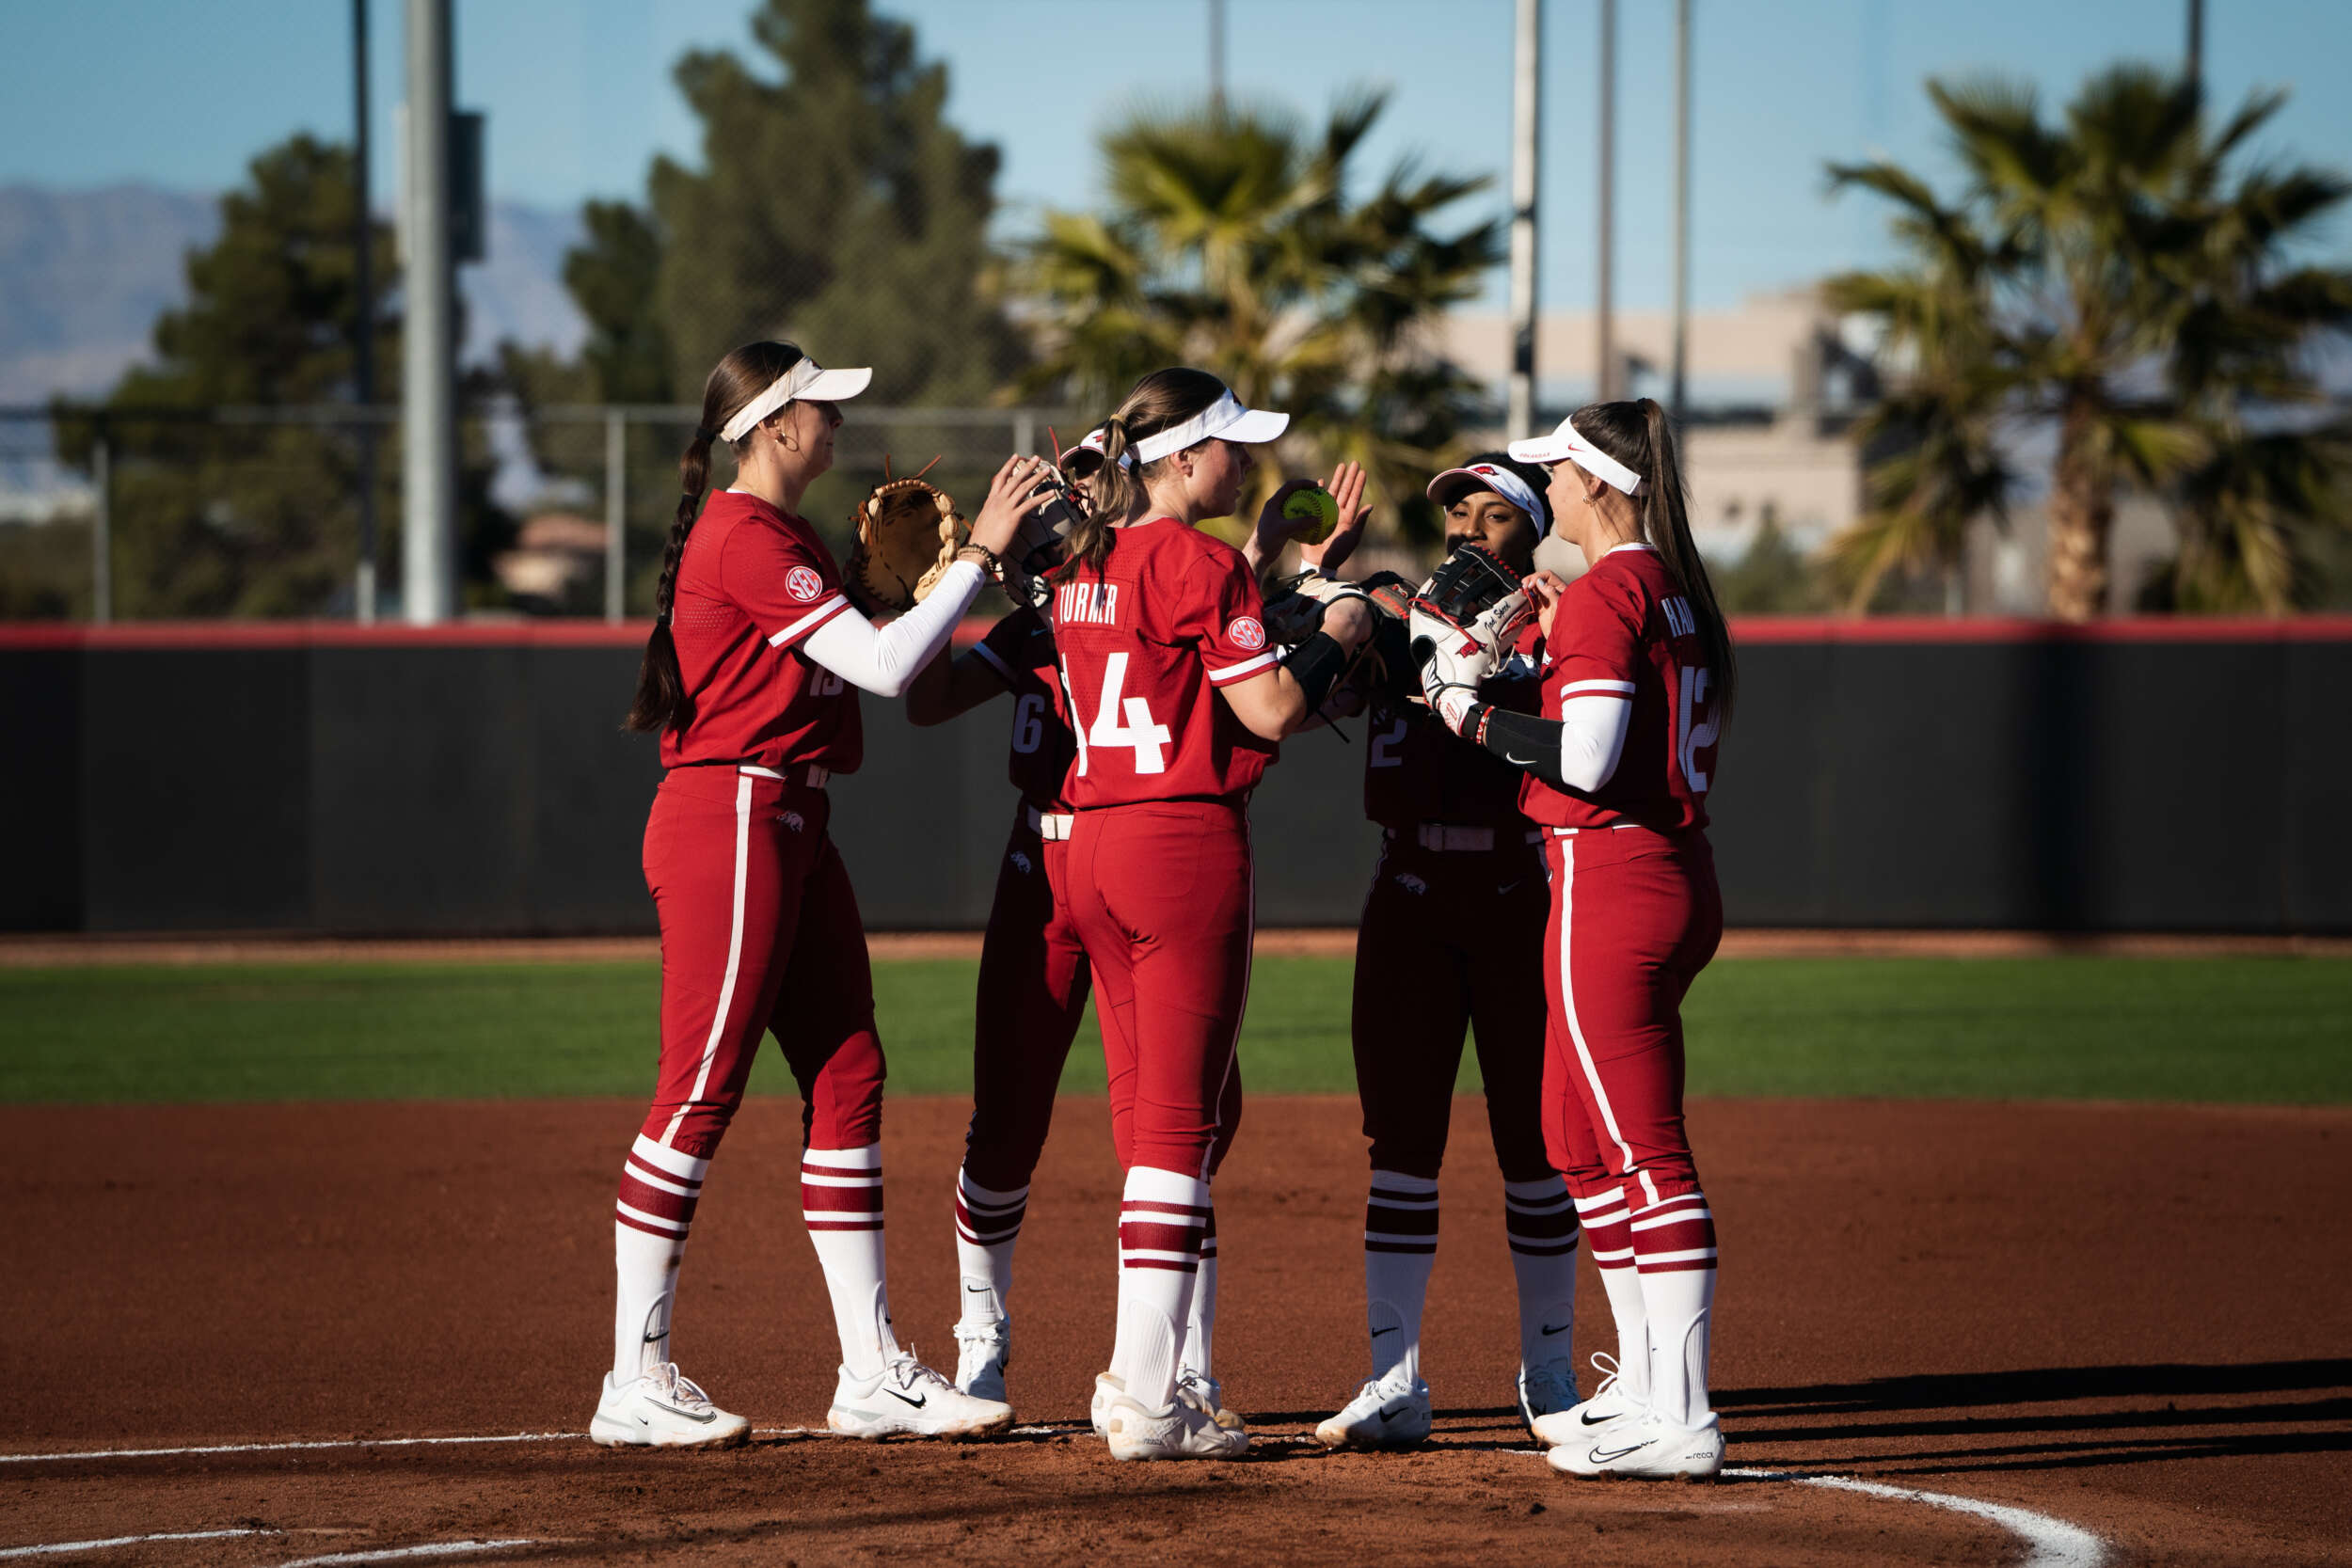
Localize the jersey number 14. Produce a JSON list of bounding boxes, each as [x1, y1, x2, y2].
[[1063, 652, 1172, 775]]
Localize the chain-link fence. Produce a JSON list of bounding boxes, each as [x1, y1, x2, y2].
[[0, 403, 1081, 623]]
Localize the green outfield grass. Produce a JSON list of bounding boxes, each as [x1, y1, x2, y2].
[[0, 955, 2344, 1106]]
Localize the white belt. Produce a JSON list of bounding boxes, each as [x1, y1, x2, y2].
[[1026, 804, 1073, 842], [1550, 823, 1642, 835], [1389, 823, 1543, 853], [739, 764, 829, 788]]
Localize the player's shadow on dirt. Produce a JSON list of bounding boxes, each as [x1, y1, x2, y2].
[[1715, 1358, 2352, 1475], [1716, 1358, 2352, 1416]]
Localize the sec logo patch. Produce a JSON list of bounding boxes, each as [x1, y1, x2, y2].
[[785, 565, 824, 603], [1228, 616, 1266, 651]]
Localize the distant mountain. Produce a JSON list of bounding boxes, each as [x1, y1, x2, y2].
[[0, 183, 589, 404]]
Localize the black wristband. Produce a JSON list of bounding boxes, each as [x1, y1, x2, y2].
[[1476, 704, 1569, 788], [1281, 629, 1352, 711]]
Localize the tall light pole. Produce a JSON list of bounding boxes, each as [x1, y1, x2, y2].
[[1507, 0, 1543, 441], [2185, 0, 2204, 100], [1596, 0, 1617, 403], [402, 0, 457, 625], [353, 0, 378, 624], [1669, 0, 1692, 423], [1208, 0, 1226, 117]]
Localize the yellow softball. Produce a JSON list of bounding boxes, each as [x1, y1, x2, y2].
[[1282, 484, 1340, 546]]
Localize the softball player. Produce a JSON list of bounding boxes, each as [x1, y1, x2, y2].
[[1312, 455, 1583, 1451], [1051, 368, 1374, 1461], [594, 340, 1053, 1448], [1419, 399, 1734, 1481]]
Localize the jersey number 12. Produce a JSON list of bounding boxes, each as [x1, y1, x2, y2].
[[1063, 652, 1172, 775], [1676, 665, 1720, 793]]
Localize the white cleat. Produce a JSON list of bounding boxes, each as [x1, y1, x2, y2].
[[953, 1319, 1011, 1405], [590, 1363, 751, 1449], [1178, 1369, 1244, 1433], [1546, 1411, 1724, 1481], [1516, 1356, 1580, 1435], [1103, 1380, 1249, 1462], [1530, 1352, 1645, 1448], [827, 1353, 1015, 1440], [1314, 1373, 1433, 1449], [1090, 1371, 1123, 1436]]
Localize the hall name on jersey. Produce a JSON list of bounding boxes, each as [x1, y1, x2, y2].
[[1056, 580, 1122, 626], [1661, 596, 1697, 639]]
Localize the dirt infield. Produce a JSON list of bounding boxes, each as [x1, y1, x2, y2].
[[9, 1096, 2349, 1565]]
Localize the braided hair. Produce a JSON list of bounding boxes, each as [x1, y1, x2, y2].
[[624, 341, 808, 733]]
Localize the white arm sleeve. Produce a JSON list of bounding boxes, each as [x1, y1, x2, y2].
[[800, 561, 985, 699], [1555, 695, 1633, 793]]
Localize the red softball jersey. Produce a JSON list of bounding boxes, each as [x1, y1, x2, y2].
[[1362, 626, 1542, 832], [971, 604, 1077, 813], [659, 489, 863, 774], [1519, 544, 1723, 833], [1047, 516, 1279, 808]]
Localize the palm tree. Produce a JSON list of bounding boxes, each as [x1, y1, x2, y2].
[[1015, 91, 1502, 544], [1832, 67, 2352, 618]]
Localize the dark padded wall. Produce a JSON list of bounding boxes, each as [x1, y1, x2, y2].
[[1, 633, 2344, 935]]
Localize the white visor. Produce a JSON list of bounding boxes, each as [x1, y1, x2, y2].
[[1427, 462, 1544, 523], [718, 356, 873, 442], [1130, 391, 1290, 466], [1506, 414, 1645, 495]]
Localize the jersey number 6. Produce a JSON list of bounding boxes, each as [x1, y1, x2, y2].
[[1062, 652, 1172, 776]]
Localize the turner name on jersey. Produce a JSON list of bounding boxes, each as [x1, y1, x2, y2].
[[1056, 580, 1122, 626]]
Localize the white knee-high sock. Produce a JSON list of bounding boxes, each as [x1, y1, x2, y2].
[[1503, 1175, 1581, 1370], [612, 1135, 707, 1383], [953, 1165, 1028, 1326], [1181, 1205, 1218, 1379], [1110, 1165, 1209, 1408], [1629, 1189, 1718, 1427], [803, 1144, 900, 1380], [1363, 1171, 1439, 1385], [1577, 1183, 1650, 1405]]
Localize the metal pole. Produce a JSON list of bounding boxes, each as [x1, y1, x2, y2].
[[1669, 0, 1691, 424], [1013, 409, 1036, 459], [353, 0, 378, 624], [1208, 0, 1226, 117], [1507, 0, 1543, 442], [2185, 0, 2204, 99], [604, 409, 627, 624], [1597, 0, 1617, 403], [91, 434, 111, 625], [401, 0, 457, 624]]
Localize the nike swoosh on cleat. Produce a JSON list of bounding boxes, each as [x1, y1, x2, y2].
[[1499, 880, 1523, 894], [1370, 1325, 1399, 1337], [647, 1400, 716, 1424], [1540, 1321, 1571, 1336], [885, 1388, 929, 1409], [1580, 1408, 1619, 1426], [964, 1284, 992, 1293], [1376, 1401, 1416, 1423], [1505, 753, 1537, 766], [1591, 1442, 1647, 1463]]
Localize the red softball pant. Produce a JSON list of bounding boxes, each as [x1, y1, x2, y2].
[[639, 767, 884, 1162], [1541, 825, 1723, 1208], [1351, 836, 1553, 1182], [961, 811, 1092, 1193], [1065, 800, 1253, 1180]]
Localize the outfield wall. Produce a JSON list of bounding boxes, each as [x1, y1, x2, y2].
[[2, 619, 2346, 935]]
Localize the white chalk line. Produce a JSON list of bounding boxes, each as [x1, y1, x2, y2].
[[0, 1433, 2106, 1567], [271, 1541, 545, 1568], [1725, 1467, 2107, 1568]]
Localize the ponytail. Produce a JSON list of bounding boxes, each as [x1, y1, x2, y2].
[[624, 339, 811, 733], [1068, 418, 1137, 574], [1572, 398, 1737, 721]]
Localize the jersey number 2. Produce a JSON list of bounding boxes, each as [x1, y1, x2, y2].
[[1676, 666, 1720, 792], [1064, 652, 1172, 775]]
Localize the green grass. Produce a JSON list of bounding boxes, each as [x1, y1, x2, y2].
[[0, 956, 2344, 1106]]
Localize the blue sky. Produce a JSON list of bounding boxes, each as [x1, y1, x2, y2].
[[5, 0, 2349, 310]]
